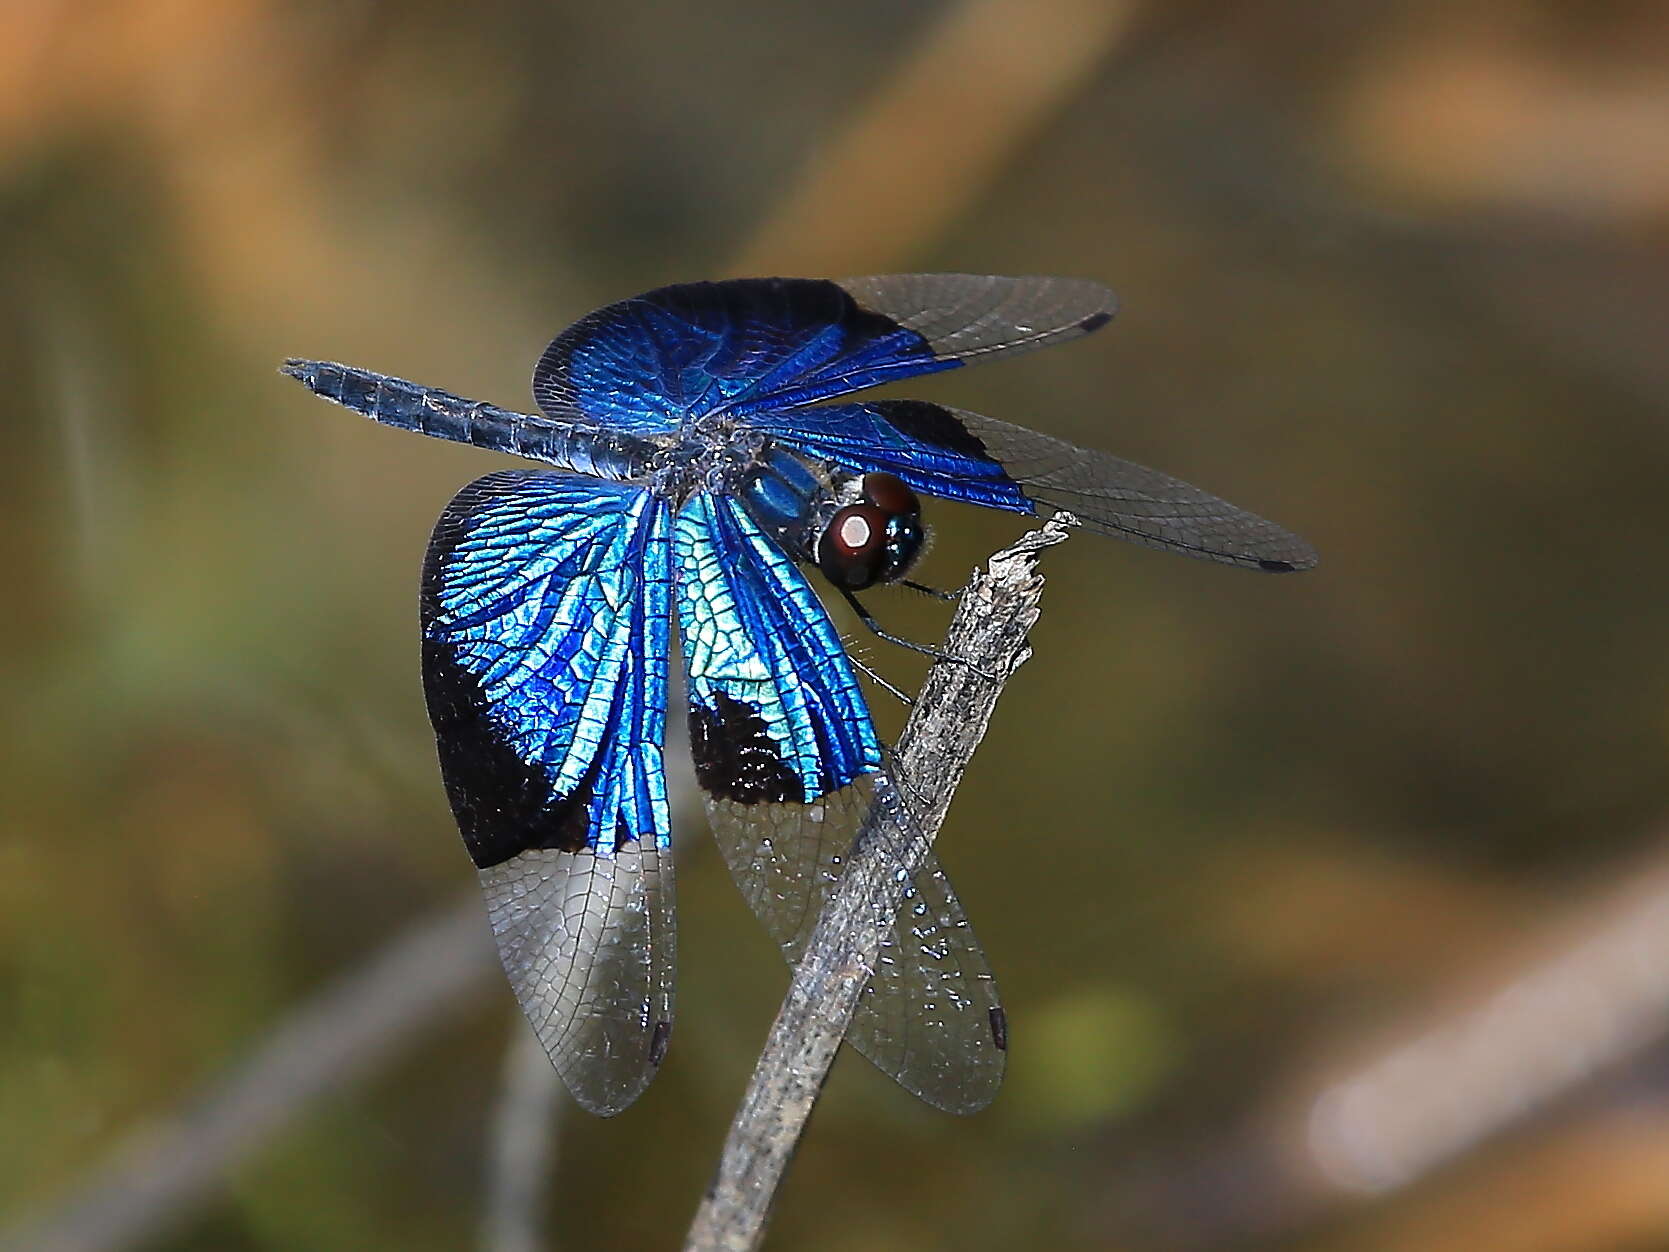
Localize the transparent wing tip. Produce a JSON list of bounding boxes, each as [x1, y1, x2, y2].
[[1255, 536, 1319, 573], [529, 1009, 672, 1118], [565, 1067, 654, 1118]]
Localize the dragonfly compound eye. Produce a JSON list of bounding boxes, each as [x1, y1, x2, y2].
[[860, 472, 919, 518], [861, 474, 925, 583], [881, 512, 925, 581], [817, 503, 893, 589], [816, 490, 927, 589]]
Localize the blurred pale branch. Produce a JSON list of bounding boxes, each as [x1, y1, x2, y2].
[[728, 0, 1134, 276], [1293, 845, 1669, 1196], [481, 1018, 565, 1252], [1102, 840, 1669, 1249], [0, 899, 496, 1252], [1328, 1102, 1669, 1252]]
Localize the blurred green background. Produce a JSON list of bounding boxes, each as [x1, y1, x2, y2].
[[5, 2, 1669, 1249]]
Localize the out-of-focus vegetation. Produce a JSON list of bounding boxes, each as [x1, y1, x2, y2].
[[4, 2, 1668, 1249]]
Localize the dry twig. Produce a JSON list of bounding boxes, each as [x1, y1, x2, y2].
[[684, 516, 1076, 1252]]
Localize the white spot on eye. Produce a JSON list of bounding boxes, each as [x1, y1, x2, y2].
[[839, 514, 873, 549]]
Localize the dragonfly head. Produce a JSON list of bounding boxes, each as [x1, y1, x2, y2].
[[815, 472, 925, 590]]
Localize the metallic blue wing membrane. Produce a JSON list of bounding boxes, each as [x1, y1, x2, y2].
[[532, 274, 1115, 425], [757, 400, 1319, 572], [674, 491, 879, 801], [748, 399, 1032, 512], [422, 470, 674, 1115], [674, 493, 1005, 1110]]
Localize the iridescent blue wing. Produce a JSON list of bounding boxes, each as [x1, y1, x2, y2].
[[674, 492, 1006, 1113], [753, 400, 1318, 572], [422, 470, 675, 1115], [532, 274, 1114, 425]]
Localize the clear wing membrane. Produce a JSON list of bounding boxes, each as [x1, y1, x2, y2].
[[422, 470, 675, 1114], [706, 775, 1006, 1114], [836, 272, 1114, 366], [851, 768, 1007, 1113], [952, 406, 1318, 570], [758, 400, 1316, 572], [479, 843, 674, 1115], [675, 493, 1005, 1111]]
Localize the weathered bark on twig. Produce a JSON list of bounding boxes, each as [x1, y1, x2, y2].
[[684, 515, 1076, 1252]]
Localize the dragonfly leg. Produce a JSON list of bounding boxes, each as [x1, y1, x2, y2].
[[900, 578, 960, 603], [840, 589, 999, 680], [841, 588, 955, 662], [847, 649, 915, 708]]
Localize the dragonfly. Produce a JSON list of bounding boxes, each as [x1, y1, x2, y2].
[[283, 274, 1315, 1117]]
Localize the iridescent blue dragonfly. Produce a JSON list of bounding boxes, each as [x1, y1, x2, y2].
[[284, 275, 1314, 1116]]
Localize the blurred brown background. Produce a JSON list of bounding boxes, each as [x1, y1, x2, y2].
[[4, 1, 1669, 1249]]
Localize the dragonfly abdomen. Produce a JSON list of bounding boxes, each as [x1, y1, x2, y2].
[[281, 359, 650, 480]]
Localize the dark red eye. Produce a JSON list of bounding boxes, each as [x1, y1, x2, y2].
[[861, 472, 918, 517], [816, 503, 890, 589]]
